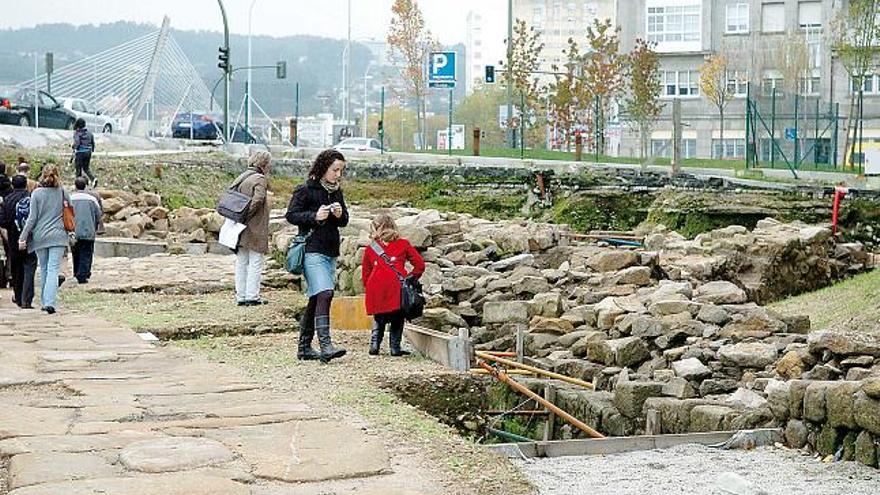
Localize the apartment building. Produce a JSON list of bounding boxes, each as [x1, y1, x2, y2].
[[616, 0, 878, 164], [513, 0, 618, 74], [466, 11, 487, 94]]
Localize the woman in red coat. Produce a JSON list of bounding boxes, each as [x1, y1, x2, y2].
[[362, 213, 425, 356]]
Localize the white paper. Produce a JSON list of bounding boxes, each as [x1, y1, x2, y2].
[[219, 218, 246, 249]]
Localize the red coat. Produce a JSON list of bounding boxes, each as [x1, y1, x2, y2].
[[362, 238, 425, 315]]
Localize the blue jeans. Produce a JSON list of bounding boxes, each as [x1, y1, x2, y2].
[[37, 246, 65, 309]]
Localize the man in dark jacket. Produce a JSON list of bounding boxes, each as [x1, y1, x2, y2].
[[0, 175, 36, 308], [72, 118, 98, 187]]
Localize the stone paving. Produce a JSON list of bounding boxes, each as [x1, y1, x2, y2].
[[0, 297, 436, 494]]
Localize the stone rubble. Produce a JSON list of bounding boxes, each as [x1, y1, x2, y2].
[[270, 206, 879, 467]]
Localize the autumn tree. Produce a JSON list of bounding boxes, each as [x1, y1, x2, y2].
[[387, 0, 437, 149], [700, 54, 734, 158], [582, 18, 626, 155], [454, 85, 506, 148], [547, 38, 582, 151], [623, 38, 663, 164], [501, 19, 544, 145], [831, 0, 880, 166]]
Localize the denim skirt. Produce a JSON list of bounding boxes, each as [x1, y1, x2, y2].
[[303, 253, 337, 297]]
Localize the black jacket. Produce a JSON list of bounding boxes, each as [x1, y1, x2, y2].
[[285, 179, 349, 257], [0, 189, 29, 237]]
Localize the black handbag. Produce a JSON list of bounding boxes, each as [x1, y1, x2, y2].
[[370, 241, 426, 321], [217, 171, 257, 223]]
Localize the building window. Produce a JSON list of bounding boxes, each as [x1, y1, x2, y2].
[[726, 3, 749, 34], [762, 3, 785, 33], [662, 70, 700, 97], [798, 72, 820, 95], [798, 1, 822, 29], [851, 74, 879, 95], [532, 6, 544, 28], [726, 70, 749, 97], [647, 4, 701, 44], [762, 76, 784, 97], [652, 139, 696, 158], [713, 138, 746, 159]]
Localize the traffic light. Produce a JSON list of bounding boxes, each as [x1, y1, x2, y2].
[[276, 61, 287, 79], [218, 46, 230, 71], [485, 65, 495, 84], [377, 119, 384, 133]]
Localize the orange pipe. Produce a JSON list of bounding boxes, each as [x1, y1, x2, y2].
[[477, 361, 605, 439], [476, 351, 594, 390]]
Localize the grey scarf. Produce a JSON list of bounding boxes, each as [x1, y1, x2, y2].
[[320, 178, 340, 194]]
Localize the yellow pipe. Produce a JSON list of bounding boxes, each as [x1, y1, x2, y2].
[[475, 351, 594, 390]]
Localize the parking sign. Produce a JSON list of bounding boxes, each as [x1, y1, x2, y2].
[[429, 51, 456, 89]]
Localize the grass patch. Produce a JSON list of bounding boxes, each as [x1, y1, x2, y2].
[[61, 289, 306, 338], [769, 268, 880, 331]]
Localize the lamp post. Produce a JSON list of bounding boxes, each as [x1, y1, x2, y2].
[[217, 0, 231, 142], [340, 44, 349, 122], [362, 64, 374, 138], [506, 0, 513, 148], [246, 0, 258, 135]]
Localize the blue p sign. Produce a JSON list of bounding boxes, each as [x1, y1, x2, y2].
[[429, 51, 457, 88]]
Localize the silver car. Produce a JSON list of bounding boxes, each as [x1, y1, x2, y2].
[[333, 137, 383, 153], [59, 97, 118, 133]]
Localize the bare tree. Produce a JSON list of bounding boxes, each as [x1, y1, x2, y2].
[[387, 0, 437, 149], [830, 0, 880, 167]]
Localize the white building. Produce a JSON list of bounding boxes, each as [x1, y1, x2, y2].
[[466, 11, 487, 94]]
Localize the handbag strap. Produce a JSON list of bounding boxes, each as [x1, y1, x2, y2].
[[229, 170, 259, 192], [370, 241, 406, 283]]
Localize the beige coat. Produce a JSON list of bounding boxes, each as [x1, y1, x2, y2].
[[236, 170, 269, 254]]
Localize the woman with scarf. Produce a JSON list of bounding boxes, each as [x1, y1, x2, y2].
[[286, 149, 349, 364]]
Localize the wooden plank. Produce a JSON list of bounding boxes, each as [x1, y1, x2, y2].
[[488, 429, 783, 459], [403, 324, 472, 372], [329, 295, 373, 331]]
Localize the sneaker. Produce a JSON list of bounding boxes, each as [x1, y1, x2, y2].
[[45, 306, 56, 315], [244, 298, 269, 306], [58, 274, 66, 286]]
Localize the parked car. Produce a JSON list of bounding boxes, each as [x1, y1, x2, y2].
[[59, 97, 118, 133], [171, 112, 222, 140], [0, 86, 77, 130], [333, 137, 383, 153], [171, 112, 265, 144]]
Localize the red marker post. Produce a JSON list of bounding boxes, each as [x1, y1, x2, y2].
[[832, 186, 848, 235]]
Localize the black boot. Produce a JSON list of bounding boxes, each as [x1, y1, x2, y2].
[[297, 312, 320, 361], [389, 325, 410, 357], [369, 319, 384, 356], [316, 315, 346, 363]]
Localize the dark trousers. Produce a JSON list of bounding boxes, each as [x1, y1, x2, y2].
[[373, 311, 406, 352], [75, 152, 96, 182], [71, 240, 95, 283], [10, 245, 36, 307]]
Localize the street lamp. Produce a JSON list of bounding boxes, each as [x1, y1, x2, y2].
[[362, 64, 374, 138], [246, 0, 258, 135], [340, 44, 349, 123]]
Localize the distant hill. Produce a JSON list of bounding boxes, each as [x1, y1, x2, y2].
[[0, 21, 374, 117]]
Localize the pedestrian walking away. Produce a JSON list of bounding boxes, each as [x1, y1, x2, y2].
[[286, 149, 349, 363], [361, 213, 425, 356], [18, 165, 72, 314], [16, 160, 39, 193], [0, 175, 37, 308], [232, 151, 271, 306], [72, 118, 98, 187], [70, 177, 102, 284]]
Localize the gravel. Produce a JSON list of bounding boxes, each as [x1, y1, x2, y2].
[[516, 444, 880, 495]]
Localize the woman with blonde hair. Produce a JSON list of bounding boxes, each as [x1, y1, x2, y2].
[[361, 213, 425, 356], [18, 165, 70, 314]]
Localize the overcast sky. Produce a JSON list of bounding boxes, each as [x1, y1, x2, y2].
[[2, 0, 507, 61]]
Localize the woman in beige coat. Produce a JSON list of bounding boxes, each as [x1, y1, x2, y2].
[[234, 151, 271, 306]]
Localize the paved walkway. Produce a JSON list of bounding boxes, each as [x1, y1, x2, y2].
[[0, 297, 434, 494]]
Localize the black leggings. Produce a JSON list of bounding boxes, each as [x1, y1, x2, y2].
[[304, 290, 334, 329], [75, 152, 96, 182]]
